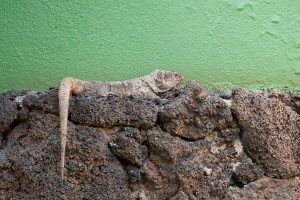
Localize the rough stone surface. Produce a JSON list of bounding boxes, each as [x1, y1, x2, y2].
[[137, 126, 244, 199], [109, 127, 148, 166], [232, 162, 264, 186], [159, 81, 232, 140], [226, 177, 300, 200], [232, 88, 300, 178], [0, 95, 18, 142], [71, 94, 158, 129], [0, 84, 299, 199], [262, 89, 300, 115], [23, 88, 76, 115], [0, 110, 133, 199]]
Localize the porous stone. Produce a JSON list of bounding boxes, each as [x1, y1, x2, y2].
[[225, 177, 300, 200], [262, 89, 300, 114], [232, 88, 300, 178], [0, 95, 18, 136], [1, 110, 134, 199], [71, 94, 158, 129], [109, 127, 148, 166], [159, 80, 232, 140], [232, 162, 264, 186], [22, 88, 78, 117], [139, 127, 241, 199], [1, 85, 299, 199]]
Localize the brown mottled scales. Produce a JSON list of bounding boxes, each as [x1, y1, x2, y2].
[[58, 70, 183, 179]]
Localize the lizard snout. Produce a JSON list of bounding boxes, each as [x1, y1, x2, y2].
[[174, 72, 184, 84]]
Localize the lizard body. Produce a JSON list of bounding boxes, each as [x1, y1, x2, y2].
[[58, 70, 183, 179]]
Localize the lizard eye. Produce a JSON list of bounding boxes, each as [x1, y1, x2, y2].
[[174, 72, 183, 80]]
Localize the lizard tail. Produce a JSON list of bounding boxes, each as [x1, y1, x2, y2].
[[58, 77, 79, 180]]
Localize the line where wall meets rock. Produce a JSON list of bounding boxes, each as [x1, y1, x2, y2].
[[0, 81, 299, 199]]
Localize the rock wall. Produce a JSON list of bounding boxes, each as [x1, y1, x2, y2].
[[0, 81, 299, 199]]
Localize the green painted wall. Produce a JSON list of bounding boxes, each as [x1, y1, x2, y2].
[[1, 0, 300, 92]]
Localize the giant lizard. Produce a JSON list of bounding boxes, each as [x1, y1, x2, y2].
[[58, 70, 183, 179]]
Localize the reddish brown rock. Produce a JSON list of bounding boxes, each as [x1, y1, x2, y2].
[[226, 177, 300, 199], [0, 95, 18, 145], [232, 162, 264, 186], [1, 110, 134, 199], [0, 86, 299, 199], [262, 89, 300, 114], [109, 127, 148, 166], [139, 127, 241, 199], [159, 80, 232, 140], [232, 88, 300, 178], [71, 94, 158, 129], [23, 88, 61, 115]]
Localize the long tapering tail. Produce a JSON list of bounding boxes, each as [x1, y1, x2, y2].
[[58, 77, 79, 179]]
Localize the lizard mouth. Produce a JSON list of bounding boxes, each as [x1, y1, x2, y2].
[[174, 72, 184, 84]]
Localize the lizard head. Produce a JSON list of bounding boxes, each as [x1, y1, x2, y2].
[[150, 70, 184, 93]]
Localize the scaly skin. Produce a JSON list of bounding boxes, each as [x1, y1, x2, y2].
[[58, 77, 81, 180], [58, 70, 183, 179]]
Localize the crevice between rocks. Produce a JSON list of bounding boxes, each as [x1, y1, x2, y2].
[[0, 83, 299, 199]]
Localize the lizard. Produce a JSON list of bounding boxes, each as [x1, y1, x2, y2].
[[58, 70, 183, 179]]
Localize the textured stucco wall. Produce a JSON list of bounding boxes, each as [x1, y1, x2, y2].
[[1, 0, 300, 92]]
